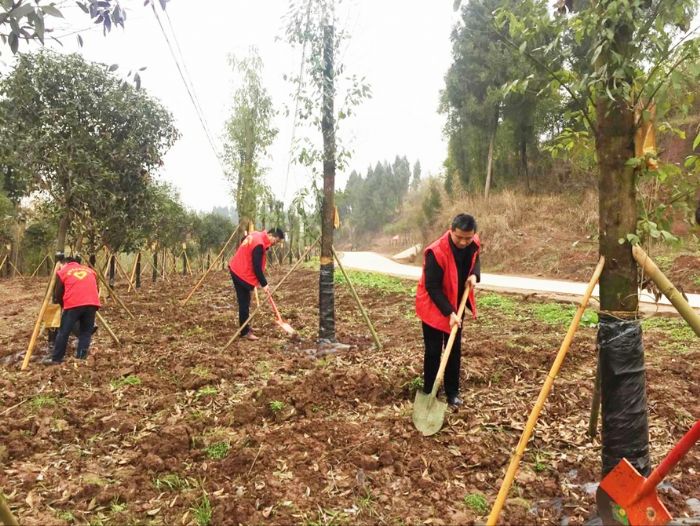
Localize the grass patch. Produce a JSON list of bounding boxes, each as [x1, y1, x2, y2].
[[531, 303, 598, 327], [269, 400, 286, 413], [191, 493, 212, 526], [205, 441, 230, 460], [464, 493, 489, 514], [195, 386, 218, 399], [191, 365, 210, 377], [57, 510, 75, 522], [153, 473, 193, 491], [110, 375, 141, 389], [642, 317, 695, 350], [334, 270, 414, 294], [184, 325, 205, 337], [30, 394, 57, 409], [478, 293, 519, 317], [403, 376, 423, 393], [110, 501, 127, 513]]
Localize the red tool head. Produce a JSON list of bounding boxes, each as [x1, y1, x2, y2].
[[598, 459, 672, 526]]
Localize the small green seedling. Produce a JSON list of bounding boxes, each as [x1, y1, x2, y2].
[[464, 493, 489, 515], [269, 400, 285, 413], [205, 441, 230, 460]]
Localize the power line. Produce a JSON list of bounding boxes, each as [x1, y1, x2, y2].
[[150, 2, 228, 178]]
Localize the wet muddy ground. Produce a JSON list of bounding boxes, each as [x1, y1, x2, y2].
[[1, 264, 698, 525]]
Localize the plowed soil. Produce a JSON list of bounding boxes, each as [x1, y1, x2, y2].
[[1, 265, 698, 525]]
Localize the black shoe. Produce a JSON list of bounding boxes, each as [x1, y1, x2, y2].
[[40, 356, 61, 366], [447, 395, 463, 407]]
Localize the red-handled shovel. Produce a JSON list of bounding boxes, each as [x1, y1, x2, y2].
[[597, 420, 700, 526], [264, 288, 296, 337]]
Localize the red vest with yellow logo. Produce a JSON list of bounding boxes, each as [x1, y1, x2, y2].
[[57, 262, 101, 310], [415, 230, 480, 333], [228, 231, 271, 287]]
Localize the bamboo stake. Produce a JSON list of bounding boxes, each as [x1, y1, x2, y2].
[[0, 254, 7, 275], [127, 253, 139, 293], [96, 311, 120, 346], [223, 236, 319, 350], [91, 266, 135, 320], [486, 256, 605, 526], [332, 246, 382, 350], [633, 245, 700, 336], [7, 259, 23, 278], [21, 263, 60, 370], [30, 254, 49, 278], [183, 250, 193, 275], [113, 253, 135, 291], [181, 224, 240, 305], [0, 491, 19, 526]]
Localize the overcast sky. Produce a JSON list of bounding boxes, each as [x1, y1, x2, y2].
[[38, 1, 459, 212]]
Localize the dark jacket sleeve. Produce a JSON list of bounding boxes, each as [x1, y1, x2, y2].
[[53, 276, 65, 307], [470, 252, 481, 283], [252, 245, 267, 287], [424, 251, 454, 316]]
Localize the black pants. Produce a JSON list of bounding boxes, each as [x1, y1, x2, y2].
[[53, 306, 97, 362], [422, 322, 462, 398], [231, 271, 252, 335]]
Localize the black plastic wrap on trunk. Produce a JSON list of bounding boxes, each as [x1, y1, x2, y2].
[[318, 262, 335, 343], [598, 314, 650, 476]]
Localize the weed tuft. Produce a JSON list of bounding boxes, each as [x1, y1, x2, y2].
[[269, 400, 285, 413], [110, 375, 141, 389], [464, 492, 489, 514], [191, 493, 212, 526], [205, 441, 230, 460]]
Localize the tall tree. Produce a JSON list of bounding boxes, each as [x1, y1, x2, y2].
[[485, 0, 700, 511], [411, 160, 422, 191], [0, 50, 178, 252], [223, 49, 276, 237], [285, 0, 370, 344]]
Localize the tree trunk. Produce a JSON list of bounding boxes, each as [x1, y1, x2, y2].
[[56, 213, 70, 254], [182, 251, 187, 276], [152, 251, 158, 283], [595, 96, 649, 479], [135, 252, 142, 289], [319, 23, 337, 343], [520, 136, 530, 192], [484, 117, 497, 199], [109, 254, 116, 288]]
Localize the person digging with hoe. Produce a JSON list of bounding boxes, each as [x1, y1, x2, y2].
[[43, 255, 101, 365], [415, 213, 481, 407], [229, 227, 285, 341]]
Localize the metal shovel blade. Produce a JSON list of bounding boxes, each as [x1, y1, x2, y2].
[[276, 319, 296, 337], [597, 458, 672, 526], [412, 390, 447, 436]]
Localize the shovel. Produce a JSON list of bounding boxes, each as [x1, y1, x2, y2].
[[264, 288, 296, 337], [412, 282, 472, 436], [597, 420, 700, 526]]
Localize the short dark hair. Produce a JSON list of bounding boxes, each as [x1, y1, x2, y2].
[[66, 255, 82, 264], [451, 213, 477, 232], [268, 227, 285, 240]]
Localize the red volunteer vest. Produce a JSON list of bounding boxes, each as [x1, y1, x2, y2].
[[228, 231, 271, 287], [57, 262, 101, 310], [415, 230, 481, 333]]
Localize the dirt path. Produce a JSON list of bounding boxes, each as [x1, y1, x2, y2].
[[339, 251, 700, 313], [0, 268, 698, 525]]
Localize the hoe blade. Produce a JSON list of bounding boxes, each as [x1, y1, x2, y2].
[[412, 390, 447, 436]]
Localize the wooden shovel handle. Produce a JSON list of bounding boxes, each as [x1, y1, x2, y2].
[[640, 420, 700, 498], [429, 282, 473, 398], [265, 288, 284, 322]]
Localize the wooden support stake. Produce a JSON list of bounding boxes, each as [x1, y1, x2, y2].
[[30, 254, 49, 278], [183, 250, 193, 275], [332, 246, 382, 350], [223, 236, 319, 349], [633, 245, 700, 336], [21, 263, 60, 370], [0, 491, 19, 526], [487, 256, 605, 526], [91, 266, 135, 320], [181, 224, 240, 305], [96, 311, 120, 347], [127, 254, 139, 293], [0, 254, 7, 275], [113, 253, 135, 291], [7, 259, 23, 278]]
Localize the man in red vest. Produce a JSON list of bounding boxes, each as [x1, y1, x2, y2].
[[45, 255, 101, 364], [415, 214, 481, 407], [229, 227, 285, 341]]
